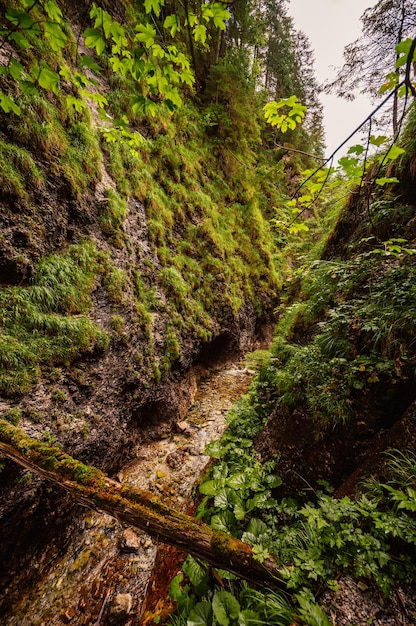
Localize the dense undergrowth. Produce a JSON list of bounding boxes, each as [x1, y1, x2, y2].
[[168, 260, 416, 623], [167, 108, 416, 624], [170, 386, 416, 624]]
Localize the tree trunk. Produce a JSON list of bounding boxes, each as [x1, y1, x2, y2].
[[0, 419, 285, 590]]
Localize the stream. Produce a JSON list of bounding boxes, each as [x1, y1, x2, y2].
[[6, 362, 254, 626]]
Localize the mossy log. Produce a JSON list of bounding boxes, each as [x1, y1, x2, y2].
[[0, 419, 284, 589]]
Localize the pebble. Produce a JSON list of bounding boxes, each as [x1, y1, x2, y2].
[[120, 528, 142, 553], [107, 593, 133, 623]]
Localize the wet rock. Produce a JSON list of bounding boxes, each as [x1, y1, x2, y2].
[[61, 606, 76, 623], [107, 593, 133, 623], [120, 528, 142, 553], [165, 451, 182, 470]]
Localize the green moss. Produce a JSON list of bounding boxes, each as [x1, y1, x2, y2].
[[163, 323, 181, 370], [0, 140, 45, 203], [1, 42, 283, 400], [111, 315, 125, 334], [3, 407, 22, 426], [102, 265, 128, 304], [51, 389, 66, 404], [0, 242, 108, 396], [4, 89, 101, 200]]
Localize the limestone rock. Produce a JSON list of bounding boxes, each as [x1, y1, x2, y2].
[[107, 593, 133, 623], [120, 528, 141, 553]]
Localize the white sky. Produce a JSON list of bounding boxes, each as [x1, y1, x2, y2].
[[288, 0, 378, 158]]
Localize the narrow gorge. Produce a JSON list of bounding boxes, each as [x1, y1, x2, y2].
[[1, 1, 416, 624]]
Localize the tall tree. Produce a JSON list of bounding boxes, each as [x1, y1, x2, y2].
[[258, 1, 324, 156], [261, 0, 297, 99], [290, 30, 325, 158], [325, 0, 416, 133]]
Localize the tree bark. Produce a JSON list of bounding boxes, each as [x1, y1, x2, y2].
[[0, 419, 285, 590]]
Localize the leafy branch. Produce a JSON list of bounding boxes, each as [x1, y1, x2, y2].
[[0, 0, 230, 121]]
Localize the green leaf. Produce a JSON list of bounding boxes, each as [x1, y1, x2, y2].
[[113, 115, 129, 129], [204, 439, 225, 458], [252, 544, 270, 563], [187, 13, 198, 27], [193, 24, 207, 44], [37, 67, 60, 93], [164, 14, 180, 37], [211, 511, 236, 533], [80, 89, 108, 108], [187, 601, 213, 626], [202, 3, 230, 29], [110, 21, 127, 47], [263, 97, 306, 131], [246, 491, 272, 510], [212, 591, 240, 626], [233, 499, 247, 520], [66, 95, 86, 113], [135, 23, 156, 48], [0, 91, 21, 115], [144, 100, 159, 116], [395, 38, 415, 68], [43, 1, 63, 22], [9, 58, 24, 81], [130, 95, 148, 115], [182, 556, 207, 588], [265, 474, 282, 488], [20, 81, 39, 96], [5, 9, 36, 30], [380, 145, 405, 163], [44, 21, 67, 51], [179, 68, 194, 86], [216, 570, 238, 581], [9, 31, 31, 50], [295, 589, 331, 626], [144, 0, 165, 16], [169, 573, 184, 601], [199, 479, 225, 496], [238, 610, 260, 626], [109, 55, 132, 76], [59, 65, 72, 81], [369, 134, 388, 147], [246, 518, 269, 539], [84, 28, 106, 55], [288, 222, 309, 234], [215, 487, 235, 509], [347, 144, 365, 155], [79, 55, 102, 73], [375, 177, 399, 186], [396, 38, 413, 54], [151, 44, 165, 59], [226, 472, 247, 489]]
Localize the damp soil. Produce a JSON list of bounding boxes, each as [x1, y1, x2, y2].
[[3, 362, 254, 626]]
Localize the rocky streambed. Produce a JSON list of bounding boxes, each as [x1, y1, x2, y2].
[[4, 362, 253, 625]]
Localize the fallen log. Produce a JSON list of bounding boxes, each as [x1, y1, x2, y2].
[[0, 419, 284, 590]]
